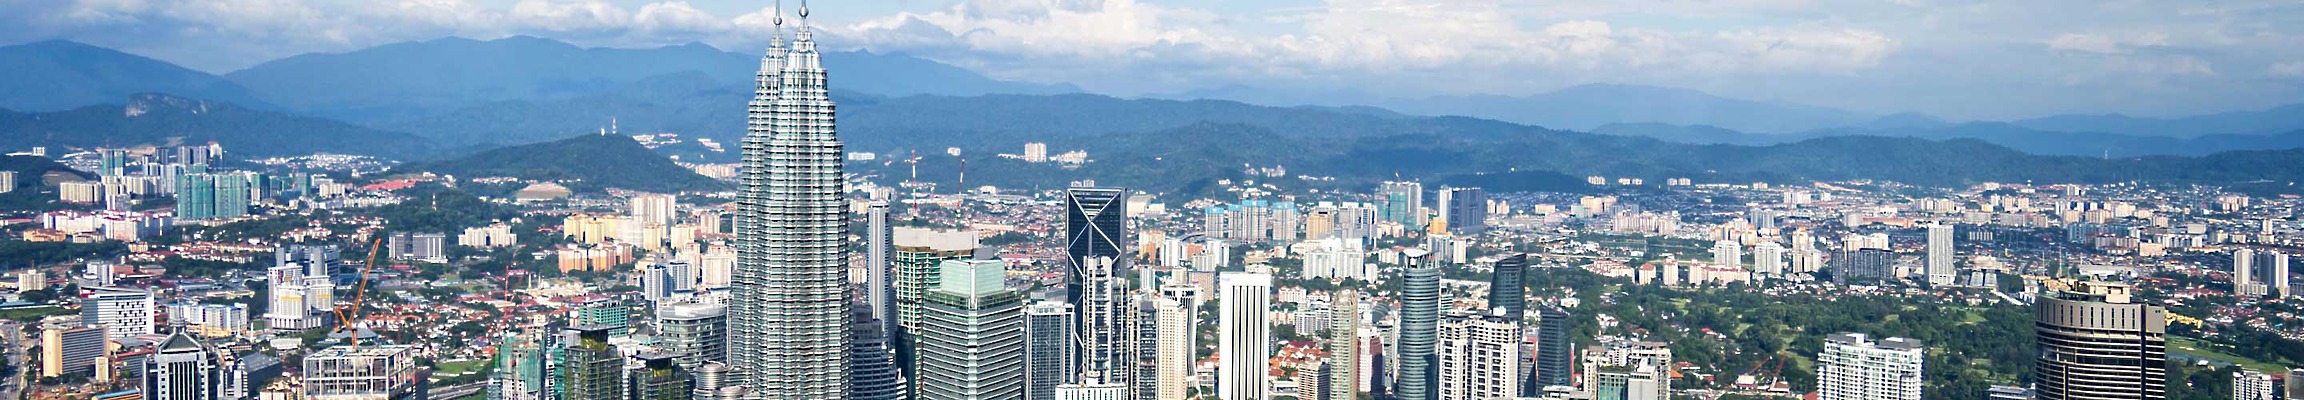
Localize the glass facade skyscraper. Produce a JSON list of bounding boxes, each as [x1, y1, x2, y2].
[[730, 4, 851, 397], [1063, 187, 1129, 385]]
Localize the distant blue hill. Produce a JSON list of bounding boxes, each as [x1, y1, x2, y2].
[[2009, 104, 2304, 137], [1591, 121, 2304, 157], [1172, 83, 1875, 133], [0, 40, 272, 112], [222, 36, 1076, 121]]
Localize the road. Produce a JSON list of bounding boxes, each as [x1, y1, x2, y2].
[[429, 381, 490, 400], [2, 320, 23, 400]]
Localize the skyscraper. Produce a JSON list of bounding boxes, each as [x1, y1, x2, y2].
[[1436, 187, 1486, 233], [561, 325, 625, 400], [1327, 291, 1360, 400], [893, 227, 981, 371], [1752, 242, 1785, 276], [1436, 311, 1520, 400], [1531, 306, 1573, 390], [1487, 254, 1527, 322], [849, 303, 905, 400], [1219, 272, 1274, 400], [2034, 281, 2166, 400], [630, 353, 695, 400], [1816, 333, 1924, 400], [1154, 297, 1194, 400], [1397, 248, 1441, 400], [1380, 181, 1424, 227], [659, 303, 729, 370], [1710, 240, 1741, 268], [1064, 187, 1130, 385], [144, 331, 220, 400], [1026, 301, 1076, 400], [867, 201, 895, 335], [1926, 224, 1955, 287], [917, 260, 1027, 400], [730, 3, 850, 396]]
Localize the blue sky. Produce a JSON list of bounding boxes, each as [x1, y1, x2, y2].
[[4, 0, 2302, 120]]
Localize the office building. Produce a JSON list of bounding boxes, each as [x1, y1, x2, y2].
[[1380, 181, 1424, 226], [1582, 342, 1672, 400], [894, 228, 980, 333], [84, 286, 155, 340], [1436, 311, 1520, 400], [659, 302, 729, 370], [1397, 249, 1441, 400], [628, 353, 693, 400], [223, 352, 283, 400], [304, 344, 419, 400], [1532, 306, 1573, 389], [2034, 281, 2166, 400], [43, 323, 108, 377], [144, 331, 221, 400], [1328, 290, 1360, 400], [867, 201, 895, 336], [1927, 224, 1955, 286], [574, 298, 630, 336], [1816, 333, 1924, 400], [559, 325, 624, 400], [1298, 362, 1333, 400], [729, 7, 851, 395], [1219, 272, 1274, 400], [1064, 187, 1131, 384], [1026, 301, 1076, 400], [1488, 254, 1527, 321], [850, 303, 905, 400], [916, 260, 1027, 400], [1437, 187, 1486, 233]]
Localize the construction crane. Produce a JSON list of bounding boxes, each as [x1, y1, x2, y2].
[[331, 236, 386, 348]]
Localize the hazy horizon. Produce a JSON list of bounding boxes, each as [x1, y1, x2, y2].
[[6, 0, 2302, 121]]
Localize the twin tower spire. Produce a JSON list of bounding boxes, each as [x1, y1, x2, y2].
[[730, 0, 847, 399]]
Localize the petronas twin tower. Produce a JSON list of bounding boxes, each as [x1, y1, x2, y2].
[[730, 2, 850, 399]]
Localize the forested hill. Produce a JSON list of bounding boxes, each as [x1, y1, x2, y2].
[[393, 134, 722, 193]]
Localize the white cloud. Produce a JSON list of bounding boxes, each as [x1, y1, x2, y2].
[[1, 0, 2299, 119], [2269, 61, 2304, 77]]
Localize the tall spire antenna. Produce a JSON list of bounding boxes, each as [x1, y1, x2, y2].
[[774, 0, 784, 27]]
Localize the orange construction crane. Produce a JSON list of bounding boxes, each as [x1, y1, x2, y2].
[[332, 236, 386, 348]]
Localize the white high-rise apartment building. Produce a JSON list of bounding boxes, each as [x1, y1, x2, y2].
[[1024, 142, 1049, 163], [1219, 273, 1274, 400], [1817, 333, 1924, 400], [1710, 240, 1741, 267], [1436, 311, 1520, 400], [1927, 224, 1955, 286], [1155, 298, 1194, 400], [630, 193, 677, 227], [729, 3, 851, 396], [2235, 370, 2276, 400], [1752, 242, 1785, 276]]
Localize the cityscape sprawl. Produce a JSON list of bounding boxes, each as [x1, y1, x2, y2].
[[5, 5, 2304, 400]]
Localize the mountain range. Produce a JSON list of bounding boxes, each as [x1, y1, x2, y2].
[[1, 38, 2303, 194], [1592, 121, 2304, 158], [0, 93, 436, 160]]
